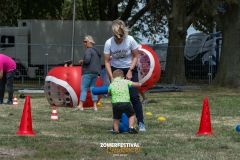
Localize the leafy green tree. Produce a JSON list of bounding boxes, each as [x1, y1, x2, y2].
[[0, 0, 209, 86], [206, 1, 240, 87], [152, 0, 202, 85], [0, 0, 64, 26], [78, 0, 156, 36], [192, 0, 240, 87]]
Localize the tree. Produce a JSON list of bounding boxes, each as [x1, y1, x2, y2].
[[156, 0, 202, 85], [0, 0, 159, 42], [0, 0, 64, 26], [0, 0, 206, 86], [209, 1, 240, 87], [63, 0, 158, 43], [77, 0, 205, 85], [193, 0, 240, 87]]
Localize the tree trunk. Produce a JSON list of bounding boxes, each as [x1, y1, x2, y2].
[[212, 4, 240, 87], [164, 0, 188, 85]]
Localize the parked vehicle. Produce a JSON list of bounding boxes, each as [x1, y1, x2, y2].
[[0, 20, 112, 78], [146, 32, 222, 77], [184, 32, 222, 77]]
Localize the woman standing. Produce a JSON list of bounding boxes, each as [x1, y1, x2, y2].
[[75, 35, 101, 111], [103, 19, 146, 131]]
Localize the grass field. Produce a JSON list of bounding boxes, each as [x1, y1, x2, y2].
[[1, 86, 240, 160]]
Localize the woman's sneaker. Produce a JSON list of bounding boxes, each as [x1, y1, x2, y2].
[[128, 128, 138, 134], [138, 122, 146, 131]]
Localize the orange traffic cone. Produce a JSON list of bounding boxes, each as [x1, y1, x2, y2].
[[51, 106, 58, 120], [16, 95, 36, 136], [196, 97, 214, 135], [12, 95, 18, 106]]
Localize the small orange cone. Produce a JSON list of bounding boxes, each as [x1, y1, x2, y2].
[[51, 106, 58, 120], [12, 95, 18, 106], [16, 95, 36, 136], [196, 97, 214, 135]]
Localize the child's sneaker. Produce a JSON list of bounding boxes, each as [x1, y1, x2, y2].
[[142, 99, 148, 104], [113, 131, 119, 135], [128, 128, 138, 134], [138, 122, 146, 131]]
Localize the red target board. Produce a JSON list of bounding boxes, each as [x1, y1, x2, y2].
[[138, 44, 161, 92]]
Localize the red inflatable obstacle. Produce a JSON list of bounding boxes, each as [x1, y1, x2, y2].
[[138, 44, 161, 92], [44, 66, 102, 108]]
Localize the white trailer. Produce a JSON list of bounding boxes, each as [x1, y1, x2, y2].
[[184, 32, 222, 77], [0, 20, 112, 78], [147, 32, 222, 77]]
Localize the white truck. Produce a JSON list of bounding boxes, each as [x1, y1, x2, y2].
[[147, 32, 222, 77], [0, 20, 112, 78]]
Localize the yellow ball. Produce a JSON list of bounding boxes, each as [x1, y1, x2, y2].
[[97, 102, 102, 108]]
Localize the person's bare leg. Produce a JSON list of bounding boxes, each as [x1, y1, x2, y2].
[[140, 92, 148, 103], [128, 116, 135, 127], [93, 101, 98, 111], [139, 92, 143, 99], [76, 101, 84, 110], [113, 120, 120, 132], [128, 115, 138, 134], [140, 92, 146, 100]]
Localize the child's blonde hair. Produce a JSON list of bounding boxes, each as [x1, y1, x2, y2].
[[113, 69, 124, 78]]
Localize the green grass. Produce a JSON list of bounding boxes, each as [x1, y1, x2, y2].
[[1, 87, 240, 159]]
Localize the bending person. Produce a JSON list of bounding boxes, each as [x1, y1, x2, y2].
[[0, 54, 16, 104], [103, 19, 146, 131]]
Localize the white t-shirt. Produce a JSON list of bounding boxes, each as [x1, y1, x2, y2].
[[104, 35, 138, 68]]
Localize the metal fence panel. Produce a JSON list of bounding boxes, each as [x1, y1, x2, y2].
[[0, 43, 220, 90]]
